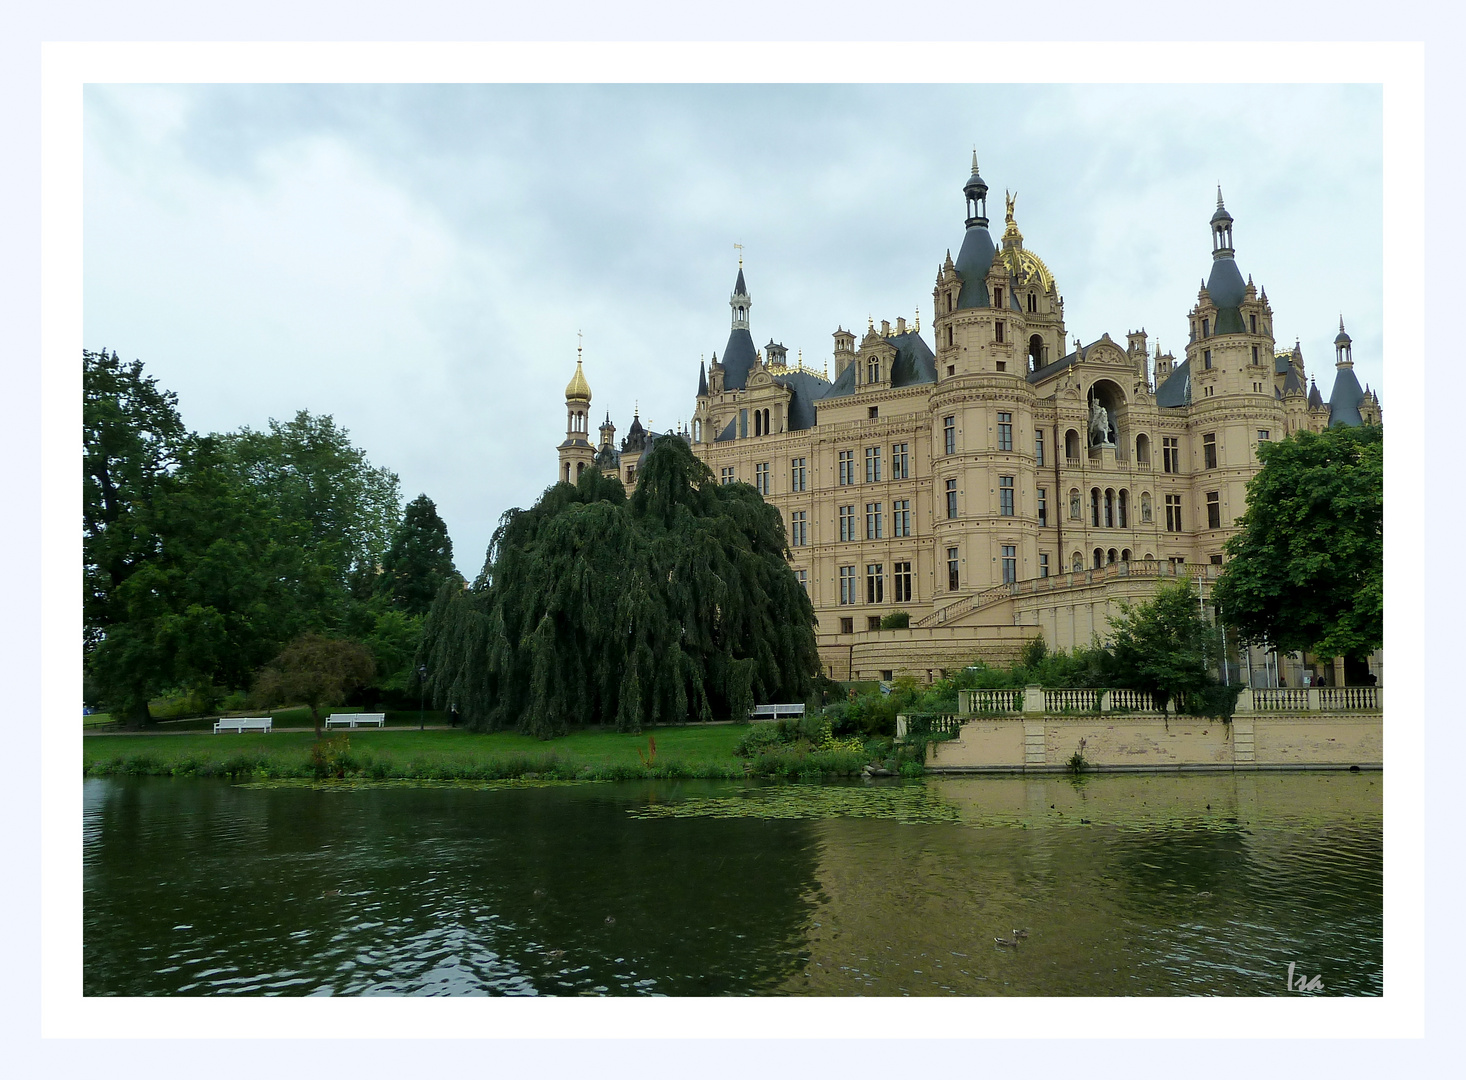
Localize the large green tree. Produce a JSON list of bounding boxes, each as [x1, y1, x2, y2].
[[1108, 580, 1224, 715], [419, 438, 820, 737], [221, 411, 402, 585], [376, 493, 459, 617], [1212, 425, 1383, 661]]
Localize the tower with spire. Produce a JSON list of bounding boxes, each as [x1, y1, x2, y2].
[[557, 341, 596, 485]]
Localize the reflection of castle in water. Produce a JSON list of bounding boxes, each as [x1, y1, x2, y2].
[[783, 773, 1382, 996]]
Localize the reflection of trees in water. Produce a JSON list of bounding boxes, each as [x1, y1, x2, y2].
[[84, 779, 824, 996], [1107, 824, 1253, 904]]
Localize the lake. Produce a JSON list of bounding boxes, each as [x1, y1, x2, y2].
[[83, 771, 1382, 996]]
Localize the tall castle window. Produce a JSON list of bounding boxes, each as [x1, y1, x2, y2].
[[891, 443, 909, 479], [997, 412, 1013, 451], [1202, 318, 1210, 338], [866, 564, 884, 604], [839, 566, 856, 605], [795, 569, 808, 593], [865, 502, 883, 540], [995, 320, 1005, 344], [945, 479, 958, 520], [894, 561, 912, 603], [893, 499, 911, 537], [867, 356, 881, 384], [790, 510, 807, 547], [1037, 488, 1048, 527], [1163, 437, 1180, 473], [947, 547, 960, 591], [1028, 292, 1037, 313], [1039, 553, 1050, 578], [943, 416, 956, 455], [1203, 433, 1218, 470], [791, 457, 806, 492], [839, 505, 856, 542], [1250, 314, 1258, 334], [1001, 545, 1017, 584], [1166, 494, 1183, 532], [720, 466, 735, 485], [1035, 429, 1045, 466], [865, 446, 882, 483], [994, 286, 1003, 308], [1207, 491, 1222, 529], [755, 462, 770, 495], [839, 450, 854, 485], [999, 476, 1015, 516], [1204, 349, 1212, 370]]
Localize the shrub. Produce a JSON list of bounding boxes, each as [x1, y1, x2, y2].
[[309, 734, 354, 778], [879, 611, 911, 630], [734, 724, 788, 758]]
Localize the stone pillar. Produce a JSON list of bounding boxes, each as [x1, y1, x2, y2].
[[1099, 689, 1111, 713], [1022, 684, 1045, 714], [1333, 656, 1347, 686], [1233, 687, 1255, 715], [1306, 687, 1321, 711]]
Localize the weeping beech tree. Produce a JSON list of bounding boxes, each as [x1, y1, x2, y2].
[[419, 437, 819, 737]]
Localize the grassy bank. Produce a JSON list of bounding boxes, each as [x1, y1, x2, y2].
[[82, 724, 781, 782]]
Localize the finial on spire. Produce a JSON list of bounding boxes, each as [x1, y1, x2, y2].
[[971, 148, 979, 173], [734, 241, 743, 269], [1217, 185, 1225, 208], [577, 329, 583, 361], [1339, 314, 1346, 332]]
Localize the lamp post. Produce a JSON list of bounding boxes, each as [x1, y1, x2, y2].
[[418, 664, 428, 730]]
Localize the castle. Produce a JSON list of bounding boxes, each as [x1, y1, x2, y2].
[[557, 156, 1381, 684]]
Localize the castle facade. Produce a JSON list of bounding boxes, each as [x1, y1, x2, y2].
[[557, 156, 1380, 683]]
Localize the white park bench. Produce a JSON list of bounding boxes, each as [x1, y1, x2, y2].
[[325, 712, 386, 729], [749, 703, 806, 722], [213, 716, 273, 734]]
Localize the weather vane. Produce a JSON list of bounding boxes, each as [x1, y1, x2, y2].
[[734, 242, 744, 268]]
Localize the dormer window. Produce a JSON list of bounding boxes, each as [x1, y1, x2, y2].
[[1028, 292, 1037, 313], [1202, 318, 1210, 337], [1250, 313, 1257, 334], [994, 286, 1003, 308], [867, 357, 880, 384], [995, 320, 1005, 343]]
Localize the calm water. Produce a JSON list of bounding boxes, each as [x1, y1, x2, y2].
[[83, 772, 1382, 996]]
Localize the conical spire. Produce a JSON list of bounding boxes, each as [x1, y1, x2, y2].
[[697, 359, 708, 396]]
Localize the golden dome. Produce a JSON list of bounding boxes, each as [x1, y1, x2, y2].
[[564, 359, 591, 402]]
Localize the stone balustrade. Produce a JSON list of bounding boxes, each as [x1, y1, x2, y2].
[[946, 684, 1383, 717]]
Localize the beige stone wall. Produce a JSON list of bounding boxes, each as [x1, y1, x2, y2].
[[928, 714, 1382, 771]]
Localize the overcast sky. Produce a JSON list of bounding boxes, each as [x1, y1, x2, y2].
[[83, 83, 1383, 573]]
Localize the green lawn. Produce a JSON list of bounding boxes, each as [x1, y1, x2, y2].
[[83, 722, 752, 780]]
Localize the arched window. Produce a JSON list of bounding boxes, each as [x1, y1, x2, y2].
[[563, 463, 571, 482], [754, 410, 762, 436], [763, 408, 771, 434], [1135, 433, 1150, 466], [1121, 548, 1132, 562], [1118, 489, 1129, 529], [1104, 489, 1115, 528], [576, 462, 586, 479], [1028, 292, 1037, 313], [1107, 549, 1118, 565], [1065, 429, 1081, 461], [1029, 334, 1043, 371], [1091, 488, 1101, 527], [1093, 548, 1103, 569]]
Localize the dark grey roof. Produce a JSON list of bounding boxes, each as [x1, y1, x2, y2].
[[1206, 255, 1246, 309], [734, 268, 747, 296], [1156, 357, 1192, 408], [888, 331, 937, 386], [1211, 204, 1233, 225], [714, 417, 737, 443], [697, 360, 708, 396], [772, 369, 833, 430], [1214, 305, 1245, 335], [718, 327, 759, 390], [1327, 366, 1365, 427], [955, 225, 997, 309], [1027, 343, 1083, 384], [593, 443, 620, 469], [1275, 353, 1293, 375], [821, 359, 857, 400], [1307, 379, 1325, 409], [558, 435, 591, 449], [1281, 365, 1305, 396]]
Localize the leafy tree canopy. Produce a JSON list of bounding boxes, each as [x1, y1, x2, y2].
[[420, 438, 820, 738], [376, 493, 459, 617], [1212, 425, 1383, 660], [221, 411, 401, 583]]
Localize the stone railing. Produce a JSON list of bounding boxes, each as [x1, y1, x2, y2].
[[895, 713, 964, 739], [942, 684, 1382, 718], [958, 688, 1024, 714], [1237, 686, 1382, 714]]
